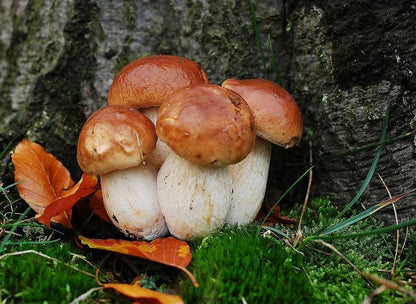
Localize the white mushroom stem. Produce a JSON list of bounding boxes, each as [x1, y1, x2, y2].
[[226, 137, 272, 225], [101, 162, 169, 240], [140, 107, 172, 170], [157, 153, 232, 241]]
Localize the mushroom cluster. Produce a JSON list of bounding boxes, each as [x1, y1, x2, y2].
[[77, 55, 303, 241]]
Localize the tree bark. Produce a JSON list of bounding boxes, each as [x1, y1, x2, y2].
[[285, 0, 416, 222], [1, 0, 415, 223]]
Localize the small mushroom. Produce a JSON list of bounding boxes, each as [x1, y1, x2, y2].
[[77, 105, 168, 240], [156, 84, 256, 240], [107, 54, 210, 169], [222, 78, 303, 225]]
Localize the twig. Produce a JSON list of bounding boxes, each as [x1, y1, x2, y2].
[[0, 249, 95, 278], [315, 239, 374, 287], [301, 263, 313, 287], [69, 286, 103, 304], [362, 285, 387, 304], [364, 273, 416, 299], [294, 140, 313, 244], [70, 252, 97, 269], [399, 227, 409, 258], [95, 252, 112, 286], [377, 173, 400, 278]]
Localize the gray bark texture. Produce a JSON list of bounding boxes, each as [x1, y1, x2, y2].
[[1, 0, 415, 223]]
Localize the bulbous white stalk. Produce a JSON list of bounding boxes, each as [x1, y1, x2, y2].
[[157, 153, 232, 240], [101, 162, 168, 240], [141, 107, 171, 170], [226, 137, 272, 225]]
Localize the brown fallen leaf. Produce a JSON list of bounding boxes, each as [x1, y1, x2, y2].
[[104, 283, 184, 304], [88, 189, 111, 223], [79, 236, 198, 287], [36, 174, 98, 226], [12, 138, 74, 227]]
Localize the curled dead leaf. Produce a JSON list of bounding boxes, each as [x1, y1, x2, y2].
[[12, 138, 74, 227], [104, 283, 184, 304], [36, 174, 98, 226], [79, 236, 198, 287]]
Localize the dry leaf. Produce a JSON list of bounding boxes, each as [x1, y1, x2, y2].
[[12, 138, 74, 227], [88, 190, 111, 223], [79, 236, 198, 287], [104, 283, 184, 304], [36, 174, 98, 226]]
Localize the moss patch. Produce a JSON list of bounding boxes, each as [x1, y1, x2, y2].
[[0, 241, 100, 303], [180, 226, 312, 304]]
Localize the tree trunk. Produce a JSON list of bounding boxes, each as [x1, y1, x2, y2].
[[1, 0, 415, 223], [285, 0, 416, 223]]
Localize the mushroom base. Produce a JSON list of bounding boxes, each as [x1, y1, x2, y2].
[[101, 164, 169, 240], [157, 153, 232, 241], [227, 137, 272, 225]]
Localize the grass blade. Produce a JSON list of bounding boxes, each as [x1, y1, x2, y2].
[[257, 165, 314, 234], [0, 206, 32, 253], [5, 239, 61, 247], [262, 226, 289, 239], [249, 0, 268, 79], [310, 217, 416, 241], [267, 35, 282, 85], [335, 102, 390, 219], [0, 141, 13, 159], [319, 131, 414, 162], [0, 181, 23, 192], [318, 188, 416, 236]]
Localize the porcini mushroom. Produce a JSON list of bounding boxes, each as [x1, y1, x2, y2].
[[77, 105, 168, 240], [107, 54, 210, 169], [108, 54, 209, 108], [156, 84, 256, 240], [222, 78, 303, 225]]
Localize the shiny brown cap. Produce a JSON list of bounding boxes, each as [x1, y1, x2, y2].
[[77, 105, 157, 175], [107, 55, 209, 108], [156, 84, 256, 167], [222, 79, 303, 148]]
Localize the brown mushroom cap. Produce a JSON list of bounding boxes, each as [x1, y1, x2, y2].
[[107, 55, 210, 108], [77, 105, 157, 175], [156, 84, 256, 167], [222, 78, 303, 148]]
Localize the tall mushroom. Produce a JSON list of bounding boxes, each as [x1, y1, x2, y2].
[[107, 54, 210, 169], [222, 78, 303, 225], [77, 105, 168, 240], [156, 84, 256, 240]]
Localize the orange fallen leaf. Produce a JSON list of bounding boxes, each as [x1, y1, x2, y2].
[[12, 138, 74, 227], [88, 190, 111, 223], [36, 174, 98, 226], [79, 236, 198, 287], [104, 283, 183, 304]]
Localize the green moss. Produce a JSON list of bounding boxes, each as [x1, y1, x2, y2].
[[180, 226, 312, 304], [305, 240, 414, 304], [282, 197, 416, 303], [0, 242, 100, 303]]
